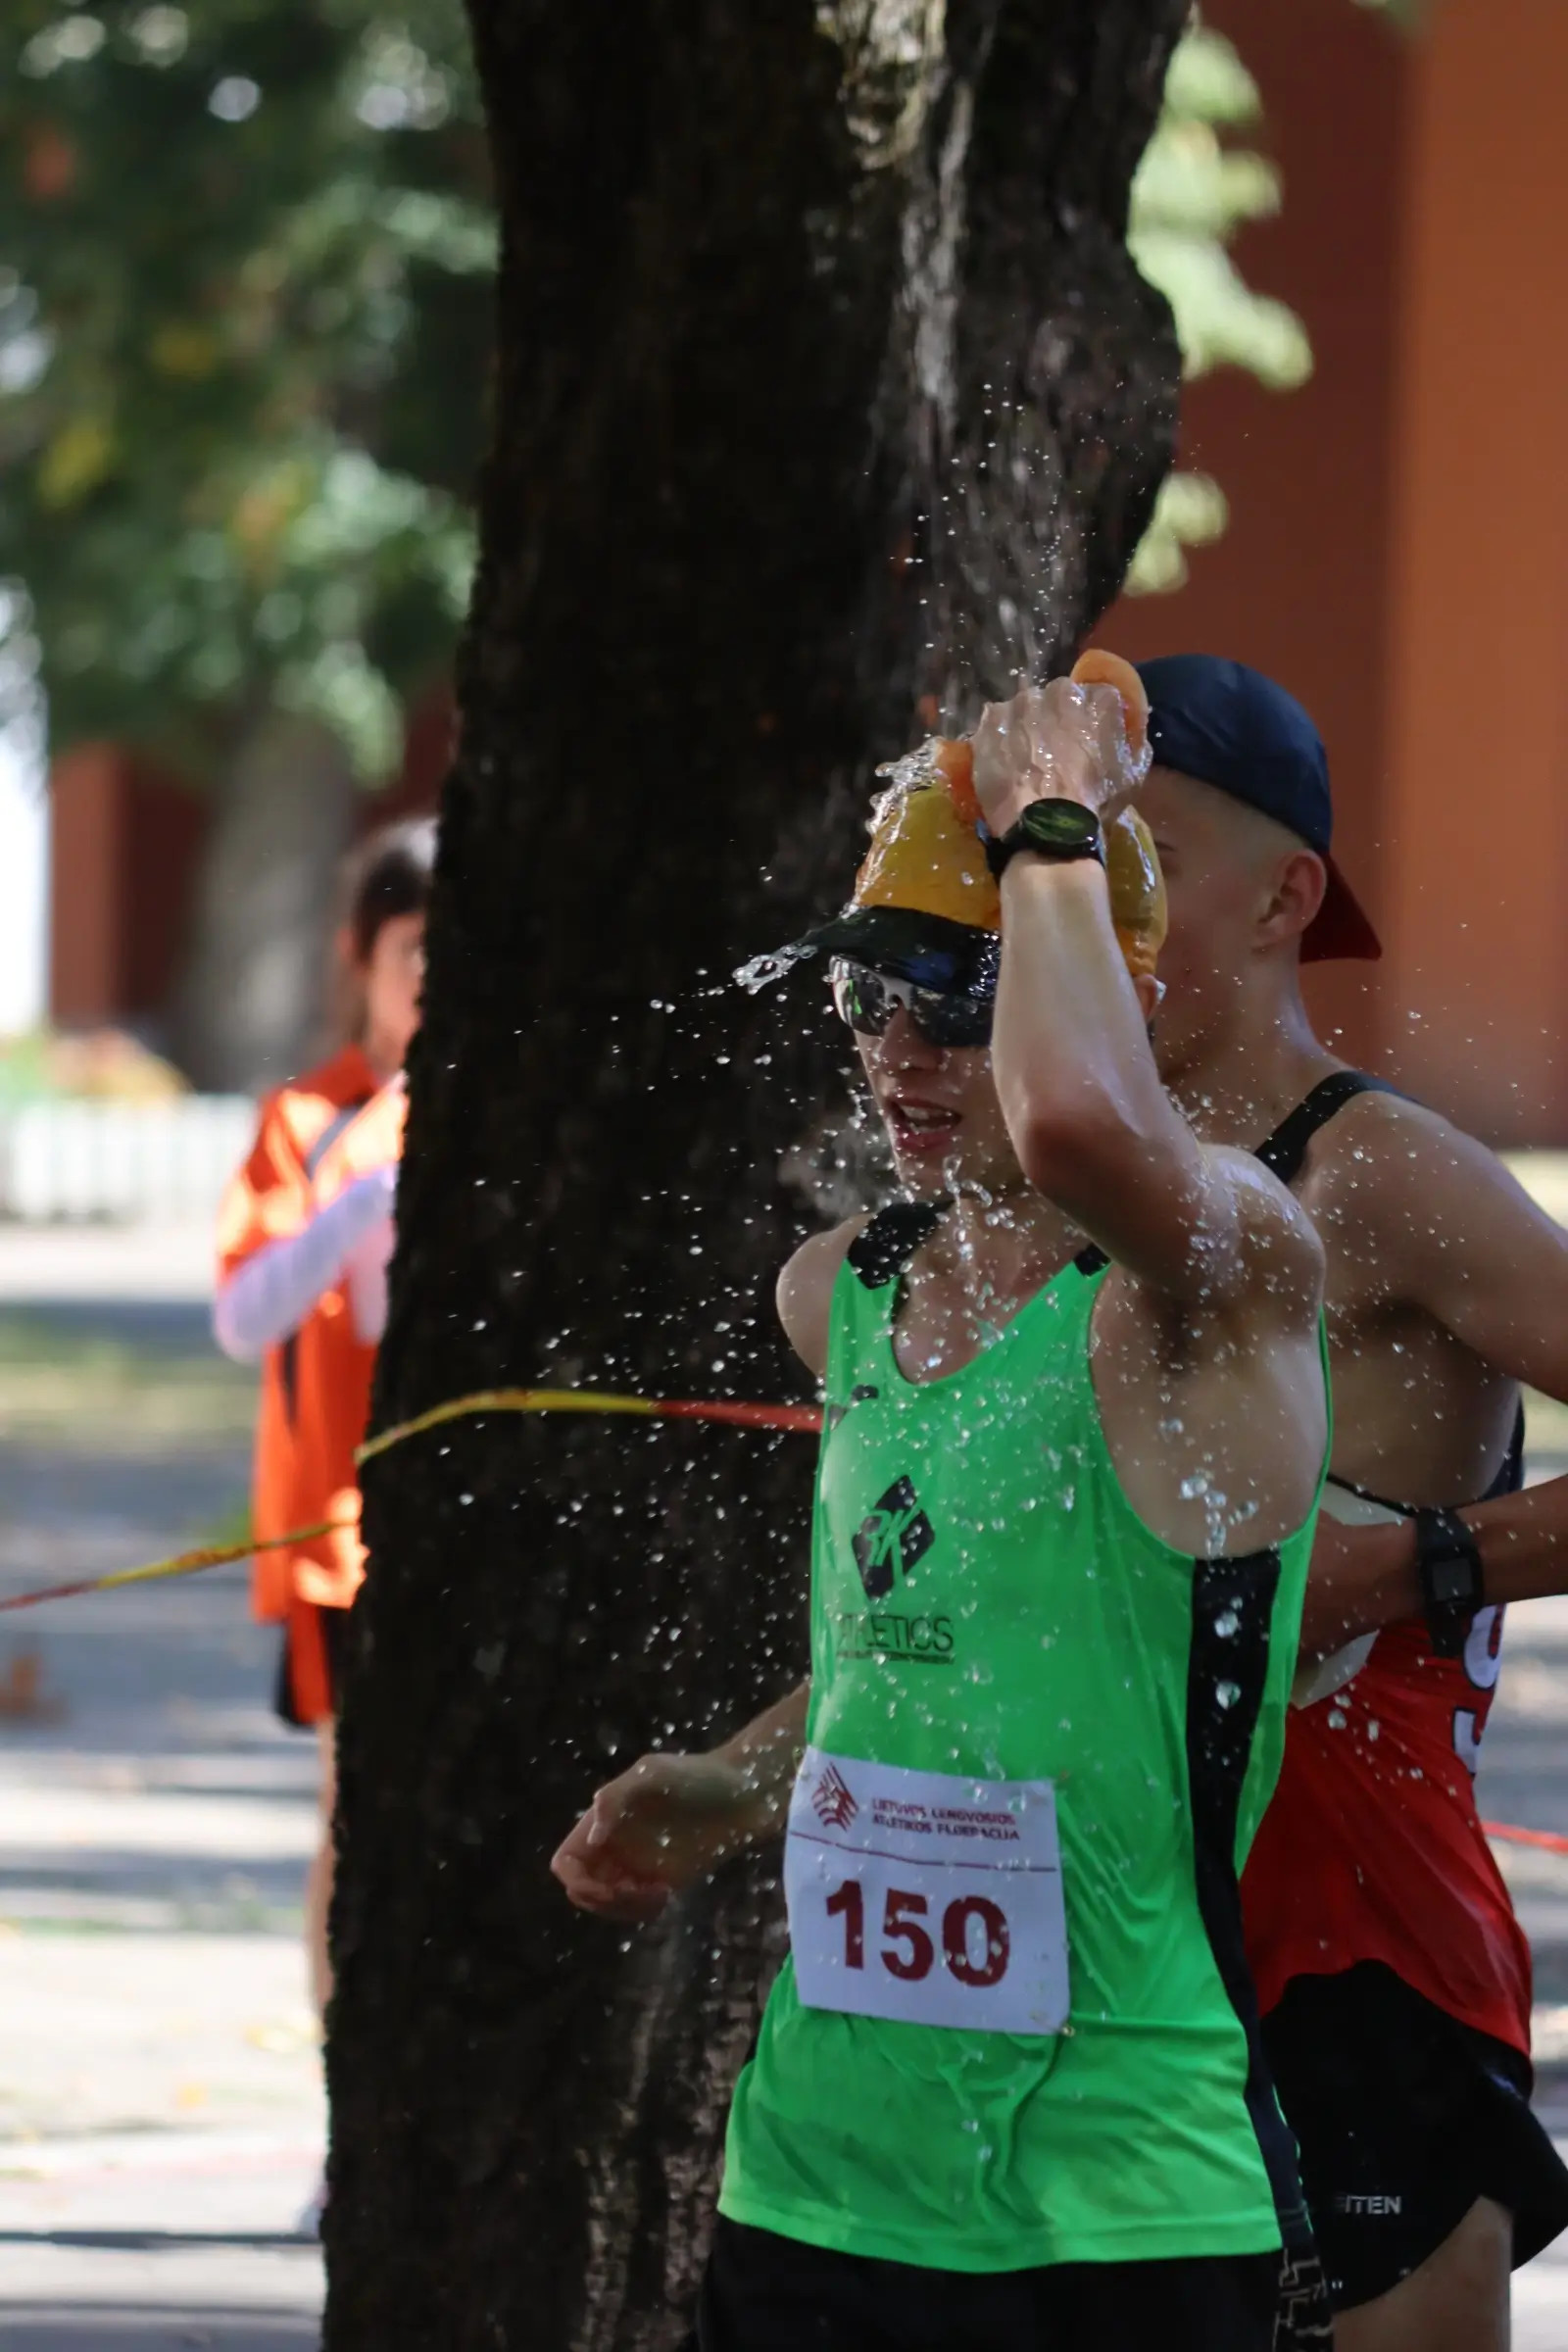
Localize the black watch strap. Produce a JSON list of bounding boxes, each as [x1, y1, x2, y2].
[[1414, 1505, 1484, 1656], [985, 800, 1104, 881]]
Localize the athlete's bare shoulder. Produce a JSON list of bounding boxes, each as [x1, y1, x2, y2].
[[1303, 1081, 1468, 1169], [1298, 1083, 1568, 1344], [776, 1216, 871, 1379], [1301, 1086, 1543, 1247]]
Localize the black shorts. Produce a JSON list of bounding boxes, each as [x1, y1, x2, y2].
[[695, 2216, 1284, 2352], [271, 1600, 353, 1729], [1264, 1961, 1568, 2311]]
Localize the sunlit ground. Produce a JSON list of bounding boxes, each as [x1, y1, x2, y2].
[[0, 1297, 322, 2338]]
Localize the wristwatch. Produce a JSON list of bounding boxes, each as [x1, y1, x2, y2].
[[985, 799, 1104, 881], [1413, 1506, 1485, 1656]]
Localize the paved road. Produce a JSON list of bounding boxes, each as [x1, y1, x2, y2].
[[3, 1240, 1568, 2343], [0, 1289, 323, 2340]]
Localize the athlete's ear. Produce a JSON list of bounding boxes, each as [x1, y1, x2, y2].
[[1256, 849, 1327, 953]]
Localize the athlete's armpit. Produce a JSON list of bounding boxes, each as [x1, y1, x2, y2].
[[1217, 1144, 1328, 1340]]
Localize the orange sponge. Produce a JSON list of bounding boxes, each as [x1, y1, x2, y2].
[[1070, 648, 1149, 759], [928, 736, 983, 828]]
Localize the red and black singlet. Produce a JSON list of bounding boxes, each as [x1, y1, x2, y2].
[[1239, 1073, 1532, 2054]]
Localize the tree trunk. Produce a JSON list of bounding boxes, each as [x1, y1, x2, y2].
[[172, 710, 358, 1092], [326, 5, 1183, 2347]]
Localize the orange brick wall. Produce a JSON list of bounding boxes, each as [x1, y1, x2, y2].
[[1378, 0, 1568, 1139]]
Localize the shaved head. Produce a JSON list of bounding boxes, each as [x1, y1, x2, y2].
[[1148, 765, 1304, 878], [1139, 764, 1328, 1081]]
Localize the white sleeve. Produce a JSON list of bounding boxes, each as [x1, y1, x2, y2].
[[345, 1209, 395, 1346], [214, 1166, 398, 1362]]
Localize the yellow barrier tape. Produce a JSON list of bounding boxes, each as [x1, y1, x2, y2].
[[0, 1387, 821, 1616], [0, 1521, 343, 1616], [356, 1385, 821, 1464], [354, 1386, 659, 1466]]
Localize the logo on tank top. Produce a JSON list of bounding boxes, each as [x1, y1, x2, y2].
[[852, 1476, 935, 1598], [809, 1759, 859, 1830], [835, 1475, 955, 1666]]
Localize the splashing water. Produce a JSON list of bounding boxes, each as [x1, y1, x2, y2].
[[874, 741, 947, 802], [734, 940, 818, 994]]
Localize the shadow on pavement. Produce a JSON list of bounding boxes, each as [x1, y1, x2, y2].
[[0, 2315, 316, 2349], [0, 2233, 310, 2250]]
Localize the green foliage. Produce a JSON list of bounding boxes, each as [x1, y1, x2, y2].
[[1125, 21, 1313, 596], [0, 3, 1405, 733], [0, 1, 491, 781]]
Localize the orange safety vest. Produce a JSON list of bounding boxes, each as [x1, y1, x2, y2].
[[286, 1076, 409, 1610], [215, 1044, 376, 1623]]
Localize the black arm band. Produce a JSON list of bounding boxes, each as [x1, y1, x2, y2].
[[1413, 1506, 1485, 1657]]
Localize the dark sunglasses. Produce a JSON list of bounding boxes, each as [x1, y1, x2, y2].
[[829, 957, 994, 1050]]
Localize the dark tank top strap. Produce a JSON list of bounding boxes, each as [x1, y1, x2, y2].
[[847, 1200, 945, 1290], [1070, 1072, 1409, 1283], [1486, 1401, 1527, 1499], [1253, 1070, 1406, 1186]]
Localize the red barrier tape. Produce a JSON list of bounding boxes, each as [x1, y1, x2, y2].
[[1482, 1820, 1568, 1858]]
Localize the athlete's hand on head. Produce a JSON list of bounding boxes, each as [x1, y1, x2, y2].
[[970, 676, 1144, 840], [550, 1750, 760, 1923]]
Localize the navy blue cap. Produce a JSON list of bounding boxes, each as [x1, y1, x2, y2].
[[1134, 654, 1380, 963]]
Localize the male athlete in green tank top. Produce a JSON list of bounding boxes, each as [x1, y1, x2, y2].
[[721, 1216, 1324, 2281], [555, 672, 1331, 2350]]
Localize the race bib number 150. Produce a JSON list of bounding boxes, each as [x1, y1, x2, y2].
[[784, 1746, 1070, 2035]]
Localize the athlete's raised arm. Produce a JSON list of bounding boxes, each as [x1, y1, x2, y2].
[[974, 681, 1323, 1324]]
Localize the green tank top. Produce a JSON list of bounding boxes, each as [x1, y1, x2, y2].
[[719, 1205, 1327, 2273]]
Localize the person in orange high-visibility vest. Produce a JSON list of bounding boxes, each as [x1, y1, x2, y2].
[[292, 1067, 409, 1621], [214, 818, 432, 2024]]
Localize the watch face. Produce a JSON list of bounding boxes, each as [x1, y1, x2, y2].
[[1020, 800, 1101, 852], [1429, 1558, 1475, 1605]]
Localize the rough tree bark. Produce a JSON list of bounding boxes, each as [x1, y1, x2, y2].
[[173, 710, 357, 1092], [326, 5, 1183, 2347]]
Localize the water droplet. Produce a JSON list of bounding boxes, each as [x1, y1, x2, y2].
[[733, 942, 815, 993]]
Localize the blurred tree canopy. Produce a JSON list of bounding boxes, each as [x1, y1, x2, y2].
[[0, 3, 1327, 801], [0, 0, 491, 788], [1125, 17, 1313, 593]]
